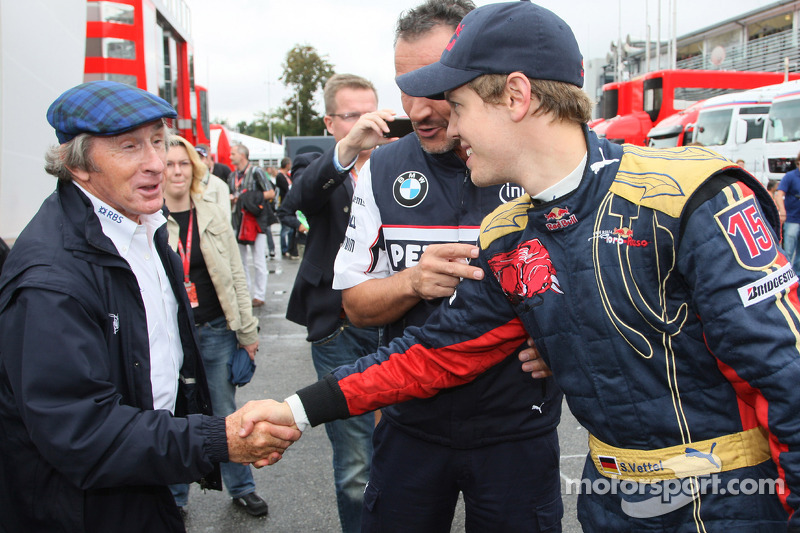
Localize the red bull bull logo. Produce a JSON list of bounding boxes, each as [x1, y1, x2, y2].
[[488, 239, 563, 305], [614, 227, 634, 239], [544, 207, 578, 231]]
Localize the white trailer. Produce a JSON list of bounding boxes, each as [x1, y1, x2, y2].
[[692, 83, 788, 186], [0, 0, 86, 242], [764, 80, 800, 183]]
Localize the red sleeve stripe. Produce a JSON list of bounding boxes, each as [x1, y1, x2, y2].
[[713, 354, 793, 515], [339, 317, 529, 415]]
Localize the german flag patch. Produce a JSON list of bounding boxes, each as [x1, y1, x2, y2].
[[598, 455, 621, 475]]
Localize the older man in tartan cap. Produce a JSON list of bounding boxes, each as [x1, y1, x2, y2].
[[0, 81, 300, 532]]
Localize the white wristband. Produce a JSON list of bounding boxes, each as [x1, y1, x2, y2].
[[285, 394, 310, 433]]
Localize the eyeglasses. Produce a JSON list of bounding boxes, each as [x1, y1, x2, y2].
[[328, 112, 363, 122], [166, 160, 193, 169]]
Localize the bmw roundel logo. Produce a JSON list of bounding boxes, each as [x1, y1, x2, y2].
[[393, 171, 429, 208]]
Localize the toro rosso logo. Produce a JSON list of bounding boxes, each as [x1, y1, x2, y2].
[[544, 207, 578, 231], [488, 239, 562, 305], [589, 228, 649, 247]]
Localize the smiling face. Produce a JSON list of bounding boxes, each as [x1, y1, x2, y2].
[[395, 25, 462, 157], [69, 121, 167, 222], [446, 84, 510, 187], [164, 144, 194, 203]]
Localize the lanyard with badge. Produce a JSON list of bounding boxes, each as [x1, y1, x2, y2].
[[176, 208, 199, 308], [233, 165, 248, 200]]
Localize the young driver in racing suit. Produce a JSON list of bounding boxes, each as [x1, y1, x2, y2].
[[241, 2, 800, 531]]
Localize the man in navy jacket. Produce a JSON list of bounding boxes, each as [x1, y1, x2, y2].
[[0, 81, 300, 532]]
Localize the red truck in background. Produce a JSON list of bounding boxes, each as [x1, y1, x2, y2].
[[592, 78, 643, 140], [594, 70, 800, 146], [646, 101, 704, 148]]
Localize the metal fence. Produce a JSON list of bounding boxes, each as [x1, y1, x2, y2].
[[676, 29, 800, 73]]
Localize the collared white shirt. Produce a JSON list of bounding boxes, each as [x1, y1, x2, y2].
[[73, 182, 184, 413], [333, 140, 360, 191], [531, 152, 587, 203]]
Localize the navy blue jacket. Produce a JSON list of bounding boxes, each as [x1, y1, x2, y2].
[[279, 149, 355, 342], [0, 181, 225, 533]]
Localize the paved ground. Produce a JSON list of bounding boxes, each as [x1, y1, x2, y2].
[[183, 251, 588, 533]]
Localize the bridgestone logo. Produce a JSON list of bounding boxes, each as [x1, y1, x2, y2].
[[738, 263, 798, 307]]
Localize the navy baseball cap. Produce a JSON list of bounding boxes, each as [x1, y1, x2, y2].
[[396, 0, 583, 100], [47, 80, 177, 144]]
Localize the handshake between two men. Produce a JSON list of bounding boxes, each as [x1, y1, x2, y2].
[[226, 400, 299, 466], [224, 340, 552, 467]]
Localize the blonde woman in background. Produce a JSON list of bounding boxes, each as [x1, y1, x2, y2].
[[163, 136, 268, 517]]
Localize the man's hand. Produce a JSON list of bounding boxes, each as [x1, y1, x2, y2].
[[238, 399, 297, 436], [519, 337, 552, 379], [241, 341, 258, 361], [337, 109, 400, 165], [408, 243, 484, 300], [226, 400, 301, 466]]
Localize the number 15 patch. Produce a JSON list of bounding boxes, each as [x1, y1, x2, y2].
[[715, 197, 777, 270]]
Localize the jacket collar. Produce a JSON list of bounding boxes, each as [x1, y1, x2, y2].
[[59, 180, 122, 258], [192, 194, 217, 234], [524, 127, 623, 234]]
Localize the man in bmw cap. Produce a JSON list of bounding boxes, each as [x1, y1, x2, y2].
[[0, 80, 300, 532]]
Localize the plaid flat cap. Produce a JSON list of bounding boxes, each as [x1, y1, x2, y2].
[[47, 80, 177, 144]]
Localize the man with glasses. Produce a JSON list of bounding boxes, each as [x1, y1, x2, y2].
[[277, 73, 399, 533], [776, 151, 800, 274]]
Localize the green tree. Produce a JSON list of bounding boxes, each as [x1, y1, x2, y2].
[[276, 44, 335, 136]]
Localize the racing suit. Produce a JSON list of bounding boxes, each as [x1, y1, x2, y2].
[[332, 133, 563, 530], [301, 129, 800, 532]]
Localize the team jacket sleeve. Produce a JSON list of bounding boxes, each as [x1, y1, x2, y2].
[[293, 146, 349, 217], [297, 251, 528, 426], [0, 288, 226, 490], [679, 180, 800, 524], [332, 159, 392, 290]]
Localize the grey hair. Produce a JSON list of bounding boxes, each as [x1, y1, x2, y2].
[[44, 133, 97, 182], [394, 0, 475, 45], [232, 142, 249, 160]]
